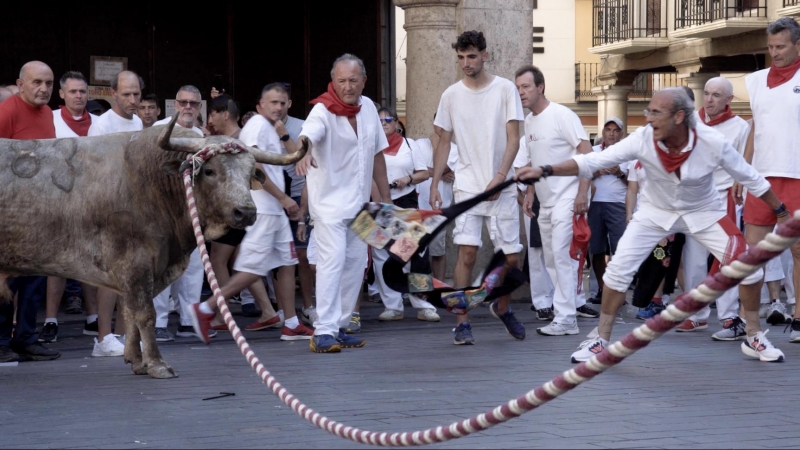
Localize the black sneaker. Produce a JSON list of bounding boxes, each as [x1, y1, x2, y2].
[[536, 307, 555, 322], [11, 343, 60, 361], [83, 320, 99, 336], [588, 289, 603, 304], [38, 322, 58, 343], [177, 324, 216, 338], [576, 305, 600, 318], [65, 295, 83, 314], [0, 345, 20, 363], [241, 303, 261, 318]]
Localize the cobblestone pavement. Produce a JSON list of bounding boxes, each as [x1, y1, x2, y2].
[[2, 296, 800, 449]]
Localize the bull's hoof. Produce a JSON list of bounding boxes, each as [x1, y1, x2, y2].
[[147, 364, 178, 379], [131, 362, 149, 375]]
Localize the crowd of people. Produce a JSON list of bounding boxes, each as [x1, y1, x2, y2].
[[1, 17, 799, 363]]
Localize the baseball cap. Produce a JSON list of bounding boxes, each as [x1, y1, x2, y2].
[[603, 117, 624, 130]]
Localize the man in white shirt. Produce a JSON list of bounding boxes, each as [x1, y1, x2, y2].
[[515, 65, 597, 338], [39, 71, 100, 344], [517, 87, 788, 364], [739, 18, 800, 342], [87, 70, 144, 357], [295, 54, 392, 353], [431, 31, 525, 345]]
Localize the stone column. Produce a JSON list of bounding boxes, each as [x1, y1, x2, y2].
[[394, 0, 461, 139], [592, 85, 633, 134], [682, 73, 719, 110]]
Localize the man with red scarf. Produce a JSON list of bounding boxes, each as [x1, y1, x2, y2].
[[0, 61, 60, 363], [516, 87, 789, 364], [740, 18, 800, 342], [295, 54, 392, 353]]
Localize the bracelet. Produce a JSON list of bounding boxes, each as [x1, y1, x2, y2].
[[773, 203, 787, 216], [540, 165, 553, 178], [297, 221, 305, 225]]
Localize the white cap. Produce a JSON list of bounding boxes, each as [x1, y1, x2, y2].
[[603, 117, 624, 130]]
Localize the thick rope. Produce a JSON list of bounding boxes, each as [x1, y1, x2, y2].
[[182, 151, 800, 446]]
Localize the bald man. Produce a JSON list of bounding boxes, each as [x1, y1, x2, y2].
[[0, 61, 60, 363]]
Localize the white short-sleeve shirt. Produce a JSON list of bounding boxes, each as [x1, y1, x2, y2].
[[238, 114, 286, 215], [590, 144, 629, 204], [385, 137, 428, 200], [416, 138, 459, 210], [52, 109, 99, 138], [300, 96, 388, 221], [152, 117, 204, 137], [705, 115, 750, 190], [434, 76, 523, 194], [88, 110, 143, 135]]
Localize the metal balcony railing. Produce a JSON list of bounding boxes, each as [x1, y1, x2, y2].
[[593, 0, 668, 47], [785, 0, 800, 6], [575, 63, 600, 102], [675, 0, 767, 29], [630, 72, 682, 100]]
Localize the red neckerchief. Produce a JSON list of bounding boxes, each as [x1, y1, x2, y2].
[[383, 131, 403, 156], [654, 130, 697, 174], [767, 57, 800, 89], [60, 106, 92, 136], [699, 105, 735, 126], [309, 82, 361, 117]]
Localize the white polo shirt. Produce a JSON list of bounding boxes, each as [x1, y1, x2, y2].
[[300, 96, 388, 221], [591, 143, 629, 203], [239, 114, 286, 215]]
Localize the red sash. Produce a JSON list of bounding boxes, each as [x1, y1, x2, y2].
[[699, 106, 735, 126], [60, 106, 92, 136], [767, 57, 800, 89], [654, 130, 697, 174], [309, 82, 361, 117]]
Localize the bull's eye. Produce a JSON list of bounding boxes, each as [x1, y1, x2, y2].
[[204, 168, 215, 177]]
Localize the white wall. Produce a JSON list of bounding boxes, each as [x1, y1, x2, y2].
[[532, 0, 577, 104], [396, 7, 407, 103]]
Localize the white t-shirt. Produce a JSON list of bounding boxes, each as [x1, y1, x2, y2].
[[300, 96, 388, 221], [705, 115, 750, 190], [88, 109, 143, 135], [591, 144, 629, 203], [434, 76, 524, 194], [152, 117, 204, 137], [239, 115, 286, 215], [385, 137, 427, 200], [52, 109, 98, 138], [416, 138, 459, 210], [282, 115, 306, 198], [746, 67, 800, 179], [513, 137, 531, 193], [524, 102, 589, 208]]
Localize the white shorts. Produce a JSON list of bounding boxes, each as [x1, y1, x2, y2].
[[233, 214, 298, 276], [452, 190, 522, 254]]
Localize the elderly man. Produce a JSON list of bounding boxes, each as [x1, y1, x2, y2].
[[295, 54, 392, 353], [517, 87, 788, 363], [0, 61, 60, 363], [137, 93, 161, 128], [39, 71, 101, 344], [672, 77, 752, 338], [739, 18, 800, 342], [87, 71, 144, 357]]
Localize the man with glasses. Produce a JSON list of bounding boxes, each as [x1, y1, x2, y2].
[[151, 85, 207, 342], [138, 93, 161, 128], [516, 87, 788, 364]]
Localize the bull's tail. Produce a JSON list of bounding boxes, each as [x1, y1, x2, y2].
[[0, 274, 11, 303]]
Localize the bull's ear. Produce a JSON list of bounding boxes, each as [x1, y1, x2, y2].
[[161, 160, 183, 174], [252, 167, 267, 188]]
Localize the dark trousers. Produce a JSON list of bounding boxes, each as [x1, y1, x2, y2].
[[0, 276, 47, 347], [65, 278, 82, 296], [632, 234, 685, 308]]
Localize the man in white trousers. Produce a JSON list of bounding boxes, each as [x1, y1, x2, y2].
[[295, 53, 392, 353], [677, 77, 751, 340], [517, 88, 789, 364], [516, 65, 598, 338]]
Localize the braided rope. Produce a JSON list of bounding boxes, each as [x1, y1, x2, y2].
[[181, 150, 800, 445]]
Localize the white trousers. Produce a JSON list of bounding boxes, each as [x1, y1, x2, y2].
[[605, 215, 763, 296], [684, 236, 740, 322], [538, 198, 584, 325], [154, 248, 203, 328], [782, 249, 796, 304], [313, 219, 367, 336], [371, 247, 435, 312], [760, 249, 797, 304], [523, 214, 554, 310]]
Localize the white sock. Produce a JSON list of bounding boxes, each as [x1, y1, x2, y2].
[[285, 316, 299, 329], [45, 317, 58, 325], [277, 310, 285, 321], [86, 314, 98, 324], [199, 302, 213, 315]]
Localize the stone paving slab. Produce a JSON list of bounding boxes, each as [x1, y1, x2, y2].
[[2, 298, 800, 449]]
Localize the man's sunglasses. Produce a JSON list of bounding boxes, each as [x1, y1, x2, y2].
[[176, 100, 201, 108]]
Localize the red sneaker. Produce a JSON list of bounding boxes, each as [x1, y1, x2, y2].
[[280, 323, 314, 341], [188, 303, 215, 344], [210, 324, 229, 332], [675, 319, 708, 332], [244, 315, 283, 331]]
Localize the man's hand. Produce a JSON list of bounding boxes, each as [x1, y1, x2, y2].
[[514, 166, 543, 183], [296, 154, 317, 176], [280, 195, 300, 218], [442, 171, 455, 183], [574, 191, 589, 215], [275, 120, 288, 139], [211, 87, 224, 99], [732, 182, 744, 206], [296, 223, 308, 243], [430, 185, 443, 209], [483, 173, 506, 201], [523, 189, 536, 218]]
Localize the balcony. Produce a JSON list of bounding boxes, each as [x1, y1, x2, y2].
[[673, 0, 768, 39], [590, 0, 670, 55], [777, 0, 800, 17], [575, 63, 682, 102]]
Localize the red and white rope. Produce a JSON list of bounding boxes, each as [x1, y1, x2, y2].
[[182, 147, 800, 446]]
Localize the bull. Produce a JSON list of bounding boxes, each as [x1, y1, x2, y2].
[[0, 115, 307, 378]]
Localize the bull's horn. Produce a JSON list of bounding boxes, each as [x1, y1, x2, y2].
[[157, 113, 205, 153], [248, 136, 309, 166]]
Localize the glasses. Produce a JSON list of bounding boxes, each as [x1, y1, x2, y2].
[[643, 108, 672, 118], [379, 117, 395, 124], [176, 100, 201, 108]]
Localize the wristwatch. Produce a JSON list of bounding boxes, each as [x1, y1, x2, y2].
[[280, 134, 290, 142]]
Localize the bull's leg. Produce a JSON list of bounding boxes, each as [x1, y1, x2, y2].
[[127, 290, 178, 379], [120, 299, 145, 374]]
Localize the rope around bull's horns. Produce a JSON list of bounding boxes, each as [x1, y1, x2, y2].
[[182, 149, 800, 446]]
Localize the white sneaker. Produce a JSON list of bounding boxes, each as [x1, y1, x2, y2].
[[536, 321, 579, 336], [301, 306, 319, 325], [571, 336, 609, 363], [417, 308, 440, 322], [766, 301, 790, 326], [758, 303, 770, 318], [661, 294, 671, 306], [92, 334, 125, 357], [378, 309, 404, 321], [741, 330, 785, 362]]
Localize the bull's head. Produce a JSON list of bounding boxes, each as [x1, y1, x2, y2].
[[157, 114, 309, 240]]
